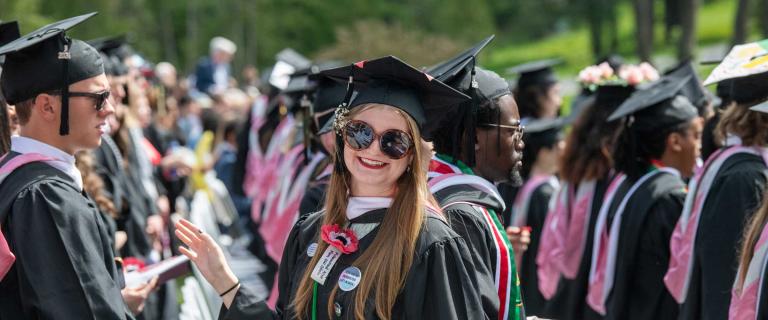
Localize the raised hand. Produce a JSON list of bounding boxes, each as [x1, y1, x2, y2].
[[175, 219, 239, 299]]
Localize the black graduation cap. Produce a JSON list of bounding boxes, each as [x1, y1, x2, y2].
[[88, 35, 129, 76], [567, 84, 636, 125], [312, 77, 348, 135], [87, 35, 127, 57], [664, 61, 710, 111], [508, 59, 561, 90], [0, 21, 20, 69], [427, 35, 494, 91], [594, 85, 635, 112], [283, 67, 316, 95], [608, 76, 698, 131], [524, 116, 567, 134], [319, 55, 470, 140], [0, 21, 20, 52], [0, 12, 104, 136], [476, 67, 511, 102], [424, 36, 495, 165], [730, 71, 768, 105]]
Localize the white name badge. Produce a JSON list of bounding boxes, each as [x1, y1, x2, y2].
[[338, 266, 362, 291], [311, 246, 342, 285]]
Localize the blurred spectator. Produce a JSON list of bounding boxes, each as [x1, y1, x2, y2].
[[155, 62, 177, 90], [194, 37, 236, 95], [241, 64, 261, 97]]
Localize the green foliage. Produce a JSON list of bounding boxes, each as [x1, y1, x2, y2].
[[0, 0, 758, 80]]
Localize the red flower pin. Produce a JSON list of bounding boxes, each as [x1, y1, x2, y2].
[[321, 224, 359, 254]]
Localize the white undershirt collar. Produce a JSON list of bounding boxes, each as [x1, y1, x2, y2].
[[346, 197, 392, 220], [10, 136, 83, 191]]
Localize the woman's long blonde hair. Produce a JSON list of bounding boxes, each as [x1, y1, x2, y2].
[[292, 104, 437, 320], [716, 102, 768, 147], [737, 190, 768, 288]]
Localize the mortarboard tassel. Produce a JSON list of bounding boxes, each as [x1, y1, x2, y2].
[[465, 65, 479, 167], [333, 72, 356, 174], [58, 35, 71, 136]]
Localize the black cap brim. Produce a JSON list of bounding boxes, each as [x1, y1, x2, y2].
[[319, 56, 470, 139], [608, 76, 690, 122]]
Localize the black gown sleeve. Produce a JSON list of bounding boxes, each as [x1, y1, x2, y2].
[[7, 180, 128, 319], [298, 184, 326, 217], [520, 184, 555, 317], [616, 190, 683, 320], [692, 168, 767, 320], [402, 235, 490, 319], [444, 205, 501, 318]]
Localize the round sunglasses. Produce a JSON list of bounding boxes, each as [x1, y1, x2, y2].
[[343, 120, 413, 159]]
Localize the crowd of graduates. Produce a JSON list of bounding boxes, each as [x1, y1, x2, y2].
[[3, 11, 768, 320]]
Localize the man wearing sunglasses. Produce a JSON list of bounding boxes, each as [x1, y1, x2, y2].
[[0, 14, 136, 319], [427, 60, 528, 319]]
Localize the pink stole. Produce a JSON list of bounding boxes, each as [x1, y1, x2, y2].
[[537, 180, 597, 299], [0, 152, 55, 281], [510, 175, 557, 228], [729, 221, 768, 320], [665, 146, 768, 303], [510, 175, 557, 276], [587, 168, 678, 315]]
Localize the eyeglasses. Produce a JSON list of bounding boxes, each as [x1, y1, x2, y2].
[[343, 120, 413, 159], [478, 123, 525, 139], [47, 90, 111, 112]]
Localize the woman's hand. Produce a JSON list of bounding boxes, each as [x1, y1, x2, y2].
[[175, 218, 240, 305]]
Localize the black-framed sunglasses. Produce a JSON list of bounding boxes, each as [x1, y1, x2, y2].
[[47, 90, 111, 112], [343, 120, 413, 159]]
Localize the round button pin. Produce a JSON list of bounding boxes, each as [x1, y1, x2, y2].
[[338, 266, 362, 292]]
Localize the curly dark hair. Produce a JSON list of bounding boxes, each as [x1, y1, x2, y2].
[[613, 119, 690, 180], [75, 151, 119, 218], [559, 101, 623, 183], [432, 93, 504, 166]]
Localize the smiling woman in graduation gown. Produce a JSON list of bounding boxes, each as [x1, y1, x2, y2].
[[176, 56, 496, 320]]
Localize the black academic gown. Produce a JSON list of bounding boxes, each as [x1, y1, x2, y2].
[[95, 135, 154, 260], [0, 153, 130, 319], [433, 182, 518, 319], [603, 171, 685, 320], [220, 209, 491, 320], [544, 177, 610, 320], [516, 182, 556, 318], [497, 183, 519, 227], [680, 152, 768, 320], [298, 174, 330, 217]]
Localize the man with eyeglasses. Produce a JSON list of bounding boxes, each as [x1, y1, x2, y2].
[[0, 13, 136, 319], [427, 39, 528, 319]]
